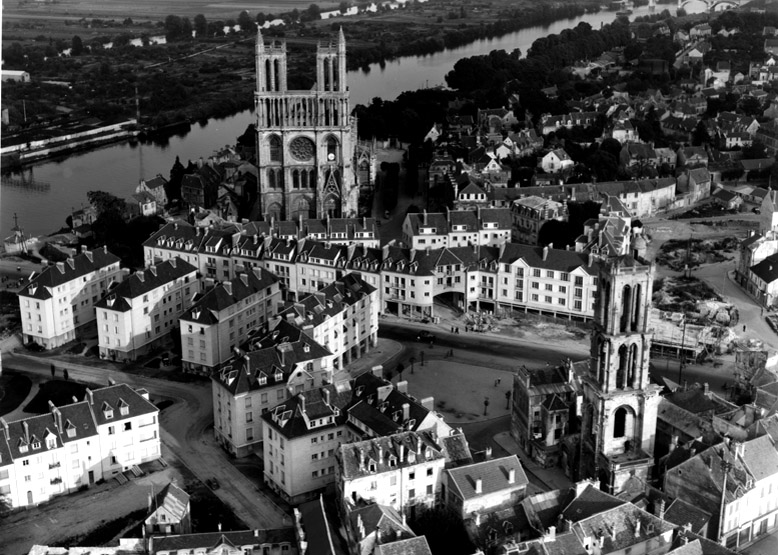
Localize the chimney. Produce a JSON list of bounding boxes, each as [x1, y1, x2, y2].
[[376, 441, 383, 464], [396, 380, 408, 394], [508, 468, 516, 484], [485, 446, 492, 460], [475, 477, 483, 494], [546, 525, 556, 542], [223, 281, 233, 296], [656, 499, 666, 519], [357, 515, 365, 540], [542, 246, 549, 261], [399, 441, 405, 462], [402, 403, 410, 422], [218, 522, 222, 532], [254, 529, 260, 538], [423, 210, 428, 225], [299, 394, 306, 414], [669, 434, 678, 453], [359, 448, 366, 471], [703, 382, 709, 394], [169, 257, 176, 268], [86, 388, 94, 405], [323, 388, 331, 406], [634, 520, 641, 538]]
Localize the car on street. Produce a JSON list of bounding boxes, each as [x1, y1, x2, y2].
[[753, 207, 761, 214], [206, 477, 220, 490], [417, 331, 436, 342]]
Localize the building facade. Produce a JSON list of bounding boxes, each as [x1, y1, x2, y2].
[[95, 259, 200, 362], [180, 268, 282, 374], [255, 28, 358, 220], [18, 247, 125, 349], [0, 384, 159, 509]]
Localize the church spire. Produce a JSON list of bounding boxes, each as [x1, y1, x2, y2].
[[338, 26, 346, 52], [256, 25, 264, 54]]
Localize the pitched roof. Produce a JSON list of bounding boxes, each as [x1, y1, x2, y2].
[[663, 498, 712, 533], [374, 536, 432, 555], [19, 247, 120, 300], [181, 268, 278, 324], [150, 529, 296, 552], [447, 455, 528, 500], [562, 484, 626, 522], [96, 259, 197, 310], [500, 244, 598, 275]]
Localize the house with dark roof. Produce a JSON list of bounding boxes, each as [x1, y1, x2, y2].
[[18, 246, 125, 349], [347, 503, 416, 555], [136, 174, 169, 208], [95, 258, 199, 361], [0, 383, 159, 509], [262, 368, 449, 504], [745, 251, 778, 307], [179, 267, 281, 374]]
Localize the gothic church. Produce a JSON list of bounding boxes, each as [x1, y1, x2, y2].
[[254, 28, 359, 221]]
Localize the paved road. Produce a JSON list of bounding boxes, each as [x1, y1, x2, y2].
[[2, 352, 288, 529]]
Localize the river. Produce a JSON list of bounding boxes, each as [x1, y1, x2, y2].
[[2, 3, 666, 237]]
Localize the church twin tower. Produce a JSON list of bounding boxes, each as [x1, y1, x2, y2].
[[580, 255, 662, 494], [254, 28, 358, 221]]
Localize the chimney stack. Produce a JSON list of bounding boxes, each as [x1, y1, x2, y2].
[[299, 394, 306, 414], [475, 477, 483, 494], [402, 403, 410, 422], [359, 448, 366, 471], [656, 499, 666, 519], [508, 468, 516, 484]]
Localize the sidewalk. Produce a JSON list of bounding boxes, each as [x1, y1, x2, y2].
[[493, 431, 573, 493], [334, 337, 405, 382]]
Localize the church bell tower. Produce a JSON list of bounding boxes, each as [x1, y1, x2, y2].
[[254, 27, 358, 221], [579, 255, 661, 495]]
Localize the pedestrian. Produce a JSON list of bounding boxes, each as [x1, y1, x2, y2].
[[50, 364, 55, 378], [63, 369, 69, 381], [743, 324, 747, 332], [497, 378, 501, 385]]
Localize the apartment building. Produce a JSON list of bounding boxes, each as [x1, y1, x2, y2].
[[401, 209, 511, 250], [249, 217, 379, 248], [276, 272, 379, 370], [18, 246, 125, 349], [261, 369, 450, 504], [381, 243, 599, 321], [212, 320, 334, 457], [141, 222, 601, 325], [338, 431, 448, 517], [179, 268, 282, 374], [664, 435, 778, 550], [0, 384, 159, 509], [95, 259, 199, 362]]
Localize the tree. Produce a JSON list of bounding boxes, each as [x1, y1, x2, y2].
[[87, 191, 126, 216], [181, 17, 193, 39], [194, 14, 208, 37], [691, 121, 711, 146], [742, 141, 768, 160], [164, 15, 184, 40], [409, 506, 474, 555], [71, 35, 84, 56], [238, 10, 253, 31]]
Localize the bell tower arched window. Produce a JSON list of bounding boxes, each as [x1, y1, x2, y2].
[[614, 407, 627, 438], [326, 136, 339, 162], [616, 345, 628, 389]]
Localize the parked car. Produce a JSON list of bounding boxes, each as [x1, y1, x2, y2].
[[753, 207, 761, 214], [206, 478, 220, 490], [417, 331, 436, 342]]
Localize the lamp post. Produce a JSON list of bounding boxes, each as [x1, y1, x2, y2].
[[483, 397, 490, 416], [409, 356, 416, 374]]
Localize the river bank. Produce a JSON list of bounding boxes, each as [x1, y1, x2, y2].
[[2, 2, 665, 237]]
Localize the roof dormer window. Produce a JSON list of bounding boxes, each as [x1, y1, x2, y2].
[[274, 371, 283, 381], [32, 441, 41, 450], [103, 402, 114, 420], [66, 422, 76, 438], [118, 399, 129, 416]]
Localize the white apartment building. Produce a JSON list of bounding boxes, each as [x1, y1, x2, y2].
[[18, 246, 125, 349], [401, 209, 511, 250], [180, 268, 282, 374], [261, 370, 450, 504], [276, 272, 379, 370], [95, 258, 199, 361], [338, 432, 447, 517], [211, 320, 334, 457], [0, 384, 159, 509], [381, 243, 599, 322]]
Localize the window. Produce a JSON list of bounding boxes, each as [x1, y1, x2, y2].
[[560, 272, 569, 281], [124, 422, 132, 431], [545, 284, 553, 291], [409, 488, 416, 499], [574, 276, 584, 287], [108, 426, 115, 435], [426, 484, 433, 495], [409, 471, 415, 480], [246, 412, 253, 423], [533, 269, 541, 277], [546, 270, 554, 278]]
